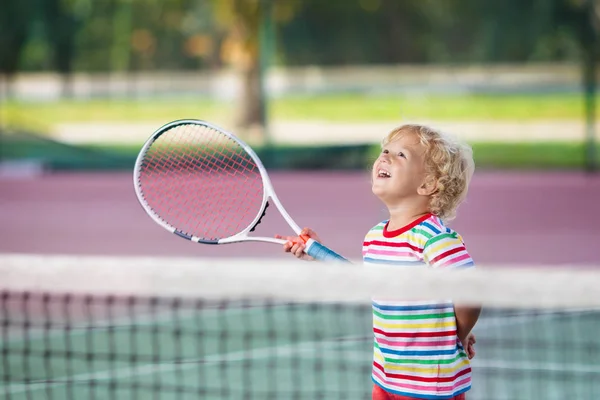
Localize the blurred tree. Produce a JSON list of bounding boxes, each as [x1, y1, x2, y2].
[[71, 1, 114, 72], [41, 0, 86, 98], [111, 0, 133, 73], [8, 0, 598, 76], [567, 0, 599, 171], [181, 0, 222, 69], [211, 0, 300, 137], [6, 0, 599, 103], [278, 0, 591, 65], [0, 0, 32, 97]]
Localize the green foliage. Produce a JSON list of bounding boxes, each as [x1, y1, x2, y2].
[[2, 0, 598, 74], [0, 0, 33, 75], [278, 0, 593, 65]]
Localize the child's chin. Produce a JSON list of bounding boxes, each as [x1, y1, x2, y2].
[[371, 184, 387, 198]]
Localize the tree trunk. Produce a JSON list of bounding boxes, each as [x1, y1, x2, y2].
[[236, 54, 266, 142], [0, 73, 14, 100], [61, 73, 74, 99]]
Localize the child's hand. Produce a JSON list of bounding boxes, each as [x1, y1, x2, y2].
[[275, 228, 322, 261], [465, 333, 476, 359]]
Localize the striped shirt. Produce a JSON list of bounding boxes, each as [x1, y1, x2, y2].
[[363, 213, 474, 399]]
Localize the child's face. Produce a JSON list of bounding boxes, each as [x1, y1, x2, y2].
[[371, 132, 429, 205]]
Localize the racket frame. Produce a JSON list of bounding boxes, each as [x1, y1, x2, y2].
[[133, 119, 299, 246]]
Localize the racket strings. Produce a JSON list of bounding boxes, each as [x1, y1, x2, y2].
[[138, 124, 264, 241]]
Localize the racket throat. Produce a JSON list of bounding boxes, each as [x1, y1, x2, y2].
[[249, 201, 270, 233]]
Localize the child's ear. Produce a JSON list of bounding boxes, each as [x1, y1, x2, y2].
[[418, 175, 438, 196]]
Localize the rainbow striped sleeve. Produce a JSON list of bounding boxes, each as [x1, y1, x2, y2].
[[422, 232, 474, 269]]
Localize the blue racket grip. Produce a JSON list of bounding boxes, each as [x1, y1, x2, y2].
[[304, 239, 350, 263]]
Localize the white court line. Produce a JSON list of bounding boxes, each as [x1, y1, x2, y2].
[[471, 359, 600, 374], [311, 347, 600, 375], [2, 335, 367, 395], [474, 309, 598, 332], [471, 310, 600, 376]]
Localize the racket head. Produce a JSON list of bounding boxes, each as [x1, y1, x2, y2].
[[133, 119, 272, 244]]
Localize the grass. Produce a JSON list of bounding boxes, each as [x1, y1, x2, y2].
[[3, 130, 597, 171], [2, 93, 598, 170], [2, 93, 598, 135], [1, 97, 228, 134], [272, 93, 596, 122]]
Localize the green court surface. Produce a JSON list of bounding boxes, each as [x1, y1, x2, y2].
[[469, 310, 600, 400], [2, 300, 599, 400], [1, 301, 373, 400]]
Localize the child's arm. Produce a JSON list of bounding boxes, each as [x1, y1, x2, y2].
[[422, 231, 481, 352], [454, 306, 481, 349], [275, 228, 321, 261]]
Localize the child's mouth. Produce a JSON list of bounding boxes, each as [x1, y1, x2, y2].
[[377, 169, 391, 178]]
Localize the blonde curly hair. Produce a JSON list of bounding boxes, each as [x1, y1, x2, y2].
[[383, 124, 475, 221]]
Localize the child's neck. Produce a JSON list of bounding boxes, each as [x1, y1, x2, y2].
[[386, 207, 431, 232]]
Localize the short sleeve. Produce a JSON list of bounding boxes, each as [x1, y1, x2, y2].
[[422, 232, 474, 269]]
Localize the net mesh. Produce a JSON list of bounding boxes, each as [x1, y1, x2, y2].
[[1, 254, 600, 400], [136, 123, 264, 241]]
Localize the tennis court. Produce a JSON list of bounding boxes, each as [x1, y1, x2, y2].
[[2, 171, 600, 264], [2, 163, 600, 400], [2, 298, 372, 399], [3, 1, 600, 398], [1, 255, 600, 400], [470, 309, 600, 399], [2, 170, 600, 398]]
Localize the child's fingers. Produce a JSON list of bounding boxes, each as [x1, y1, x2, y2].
[[277, 229, 321, 244], [276, 234, 296, 242], [300, 228, 314, 237], [469, 334, 476, 345], [300, 228, 322, 243], [294, 247, 306, 258], [467, 345, 476, 359], [276, 235, 305, 256], [276, 231, 319, 260], [290, 243, 306, 258], [465, 333, 476, 359]]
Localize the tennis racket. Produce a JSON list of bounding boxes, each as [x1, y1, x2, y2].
[[133, 119, 349, 262]]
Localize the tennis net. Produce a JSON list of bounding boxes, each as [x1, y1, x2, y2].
[[1, 254, 600, 400]]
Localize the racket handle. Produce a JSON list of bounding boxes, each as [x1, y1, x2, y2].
[[304, 238, 350, 263]]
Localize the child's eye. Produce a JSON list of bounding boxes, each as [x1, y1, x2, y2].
[[397, 152, 406, 159], [381, 149, 389, 155]]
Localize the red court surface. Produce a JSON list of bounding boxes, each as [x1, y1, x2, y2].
[[1, 171, 599, 265]]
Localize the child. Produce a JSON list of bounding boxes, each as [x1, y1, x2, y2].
[[276, 124, 480, 400]]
